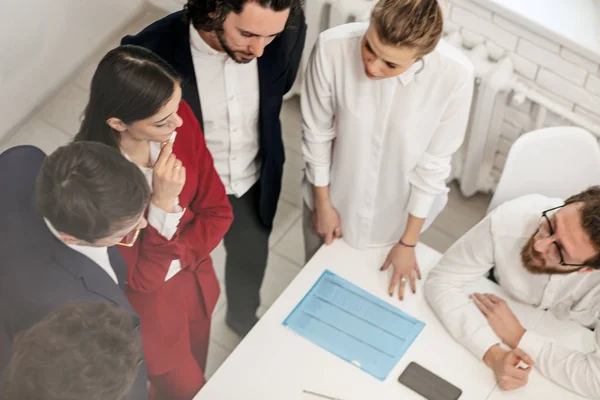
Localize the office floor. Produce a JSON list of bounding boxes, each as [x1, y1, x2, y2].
[[0, 6, 491, 380]]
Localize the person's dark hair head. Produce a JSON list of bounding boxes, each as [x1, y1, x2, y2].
[[184, 0, 303, 32], [36, 141, 150, 243], [75, 45, 181, 149], [565, 186, 600, 267], [2, 302, 142, 400]]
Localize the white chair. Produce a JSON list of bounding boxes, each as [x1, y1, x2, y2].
[[487, 126, 600, 213]]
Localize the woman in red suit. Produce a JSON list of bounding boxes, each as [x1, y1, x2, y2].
[[74, 45, 233, 400]]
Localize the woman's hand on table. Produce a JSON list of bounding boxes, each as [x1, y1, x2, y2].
[[312, 203, 342, 245], [380, 242, 421, 300]]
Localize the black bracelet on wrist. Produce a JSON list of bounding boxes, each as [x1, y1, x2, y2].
[[398, 239, 417, 248]]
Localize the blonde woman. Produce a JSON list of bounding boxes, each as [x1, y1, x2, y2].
[[302, 0, 474, 299]]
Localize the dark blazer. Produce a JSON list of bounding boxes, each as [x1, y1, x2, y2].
[[122, 10, 307, 227], [0, 146, 148, 400]]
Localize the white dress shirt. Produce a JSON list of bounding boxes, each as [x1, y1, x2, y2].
[[190, 24, 261, 197], [301, 23, 474, 249], [125, 140, 185, 281], [425, 195, 600, 398], [43, 218, 118, 284]]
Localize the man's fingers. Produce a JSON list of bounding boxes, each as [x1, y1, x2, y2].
[[512, 348, 534, 366], [506, 364, 530, 381], [486, 293, 504, 304], [477, 293, 496, 309], [470, 293, 489, 315], [499, 375, 527, 391], [334, 227, 342, 238]]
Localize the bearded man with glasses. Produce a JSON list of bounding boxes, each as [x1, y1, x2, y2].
[[425, 186, 600, 398]]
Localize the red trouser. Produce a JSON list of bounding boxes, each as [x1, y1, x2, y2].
[[147, 318, 210, 400], [134, 270, 214, 400]]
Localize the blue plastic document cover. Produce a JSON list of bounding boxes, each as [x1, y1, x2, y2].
[[283, 270, 425, 381]]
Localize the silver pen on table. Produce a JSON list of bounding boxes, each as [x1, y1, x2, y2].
[[303, 389, 345, 400]]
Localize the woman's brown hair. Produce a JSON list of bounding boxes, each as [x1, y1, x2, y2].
[[371, 0, 444, 57], [75, 45, 181, 150]]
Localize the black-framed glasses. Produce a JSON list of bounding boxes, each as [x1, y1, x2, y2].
[[539, 205, 588, 267]]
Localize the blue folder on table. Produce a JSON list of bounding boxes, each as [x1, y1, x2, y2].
[[283, 270, 425, 381]]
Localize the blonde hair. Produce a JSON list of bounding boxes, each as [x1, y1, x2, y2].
[[371, 0, 444, 57]]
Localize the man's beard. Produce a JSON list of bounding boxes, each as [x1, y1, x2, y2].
[[520, 232, 574, 275], [215, 28, 255, 64]]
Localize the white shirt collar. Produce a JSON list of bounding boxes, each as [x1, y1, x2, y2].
[[397, 58, 424, 86], [43, 218, 109, 256], [189, 23, 226, 58], [43, 218, 118, 284], [44, 217, 68, 242], [121, 140, 162, 169]]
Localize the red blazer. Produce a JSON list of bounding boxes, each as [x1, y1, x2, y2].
[[119, 101, 233, 375]]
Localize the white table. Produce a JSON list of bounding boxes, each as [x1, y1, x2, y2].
[[196, 240, 592, 400]]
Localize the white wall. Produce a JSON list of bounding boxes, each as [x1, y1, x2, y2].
[[148, 0, 186, 13], [0, 0, 145, 141], [445, 0, 600, 181], [488, 0, 600, 59]]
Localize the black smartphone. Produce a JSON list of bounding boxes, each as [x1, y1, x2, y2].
[[398, 362, 462, 400]]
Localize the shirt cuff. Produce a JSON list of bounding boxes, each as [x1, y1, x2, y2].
[[407, 185, 436, 219], [517, 330, 546, 362], [305, 164, 330, 187], [470, 324, 503, 361], [147, 203, 185, 240]]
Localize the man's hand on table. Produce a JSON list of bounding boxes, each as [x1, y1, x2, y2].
[[474, 293, 535, 390], [380, 242, 421, 300], [484, 345, 534, 391], [471, 293, 526, 348]]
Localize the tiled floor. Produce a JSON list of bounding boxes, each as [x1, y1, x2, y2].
[[0, 6, 491, 381]]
